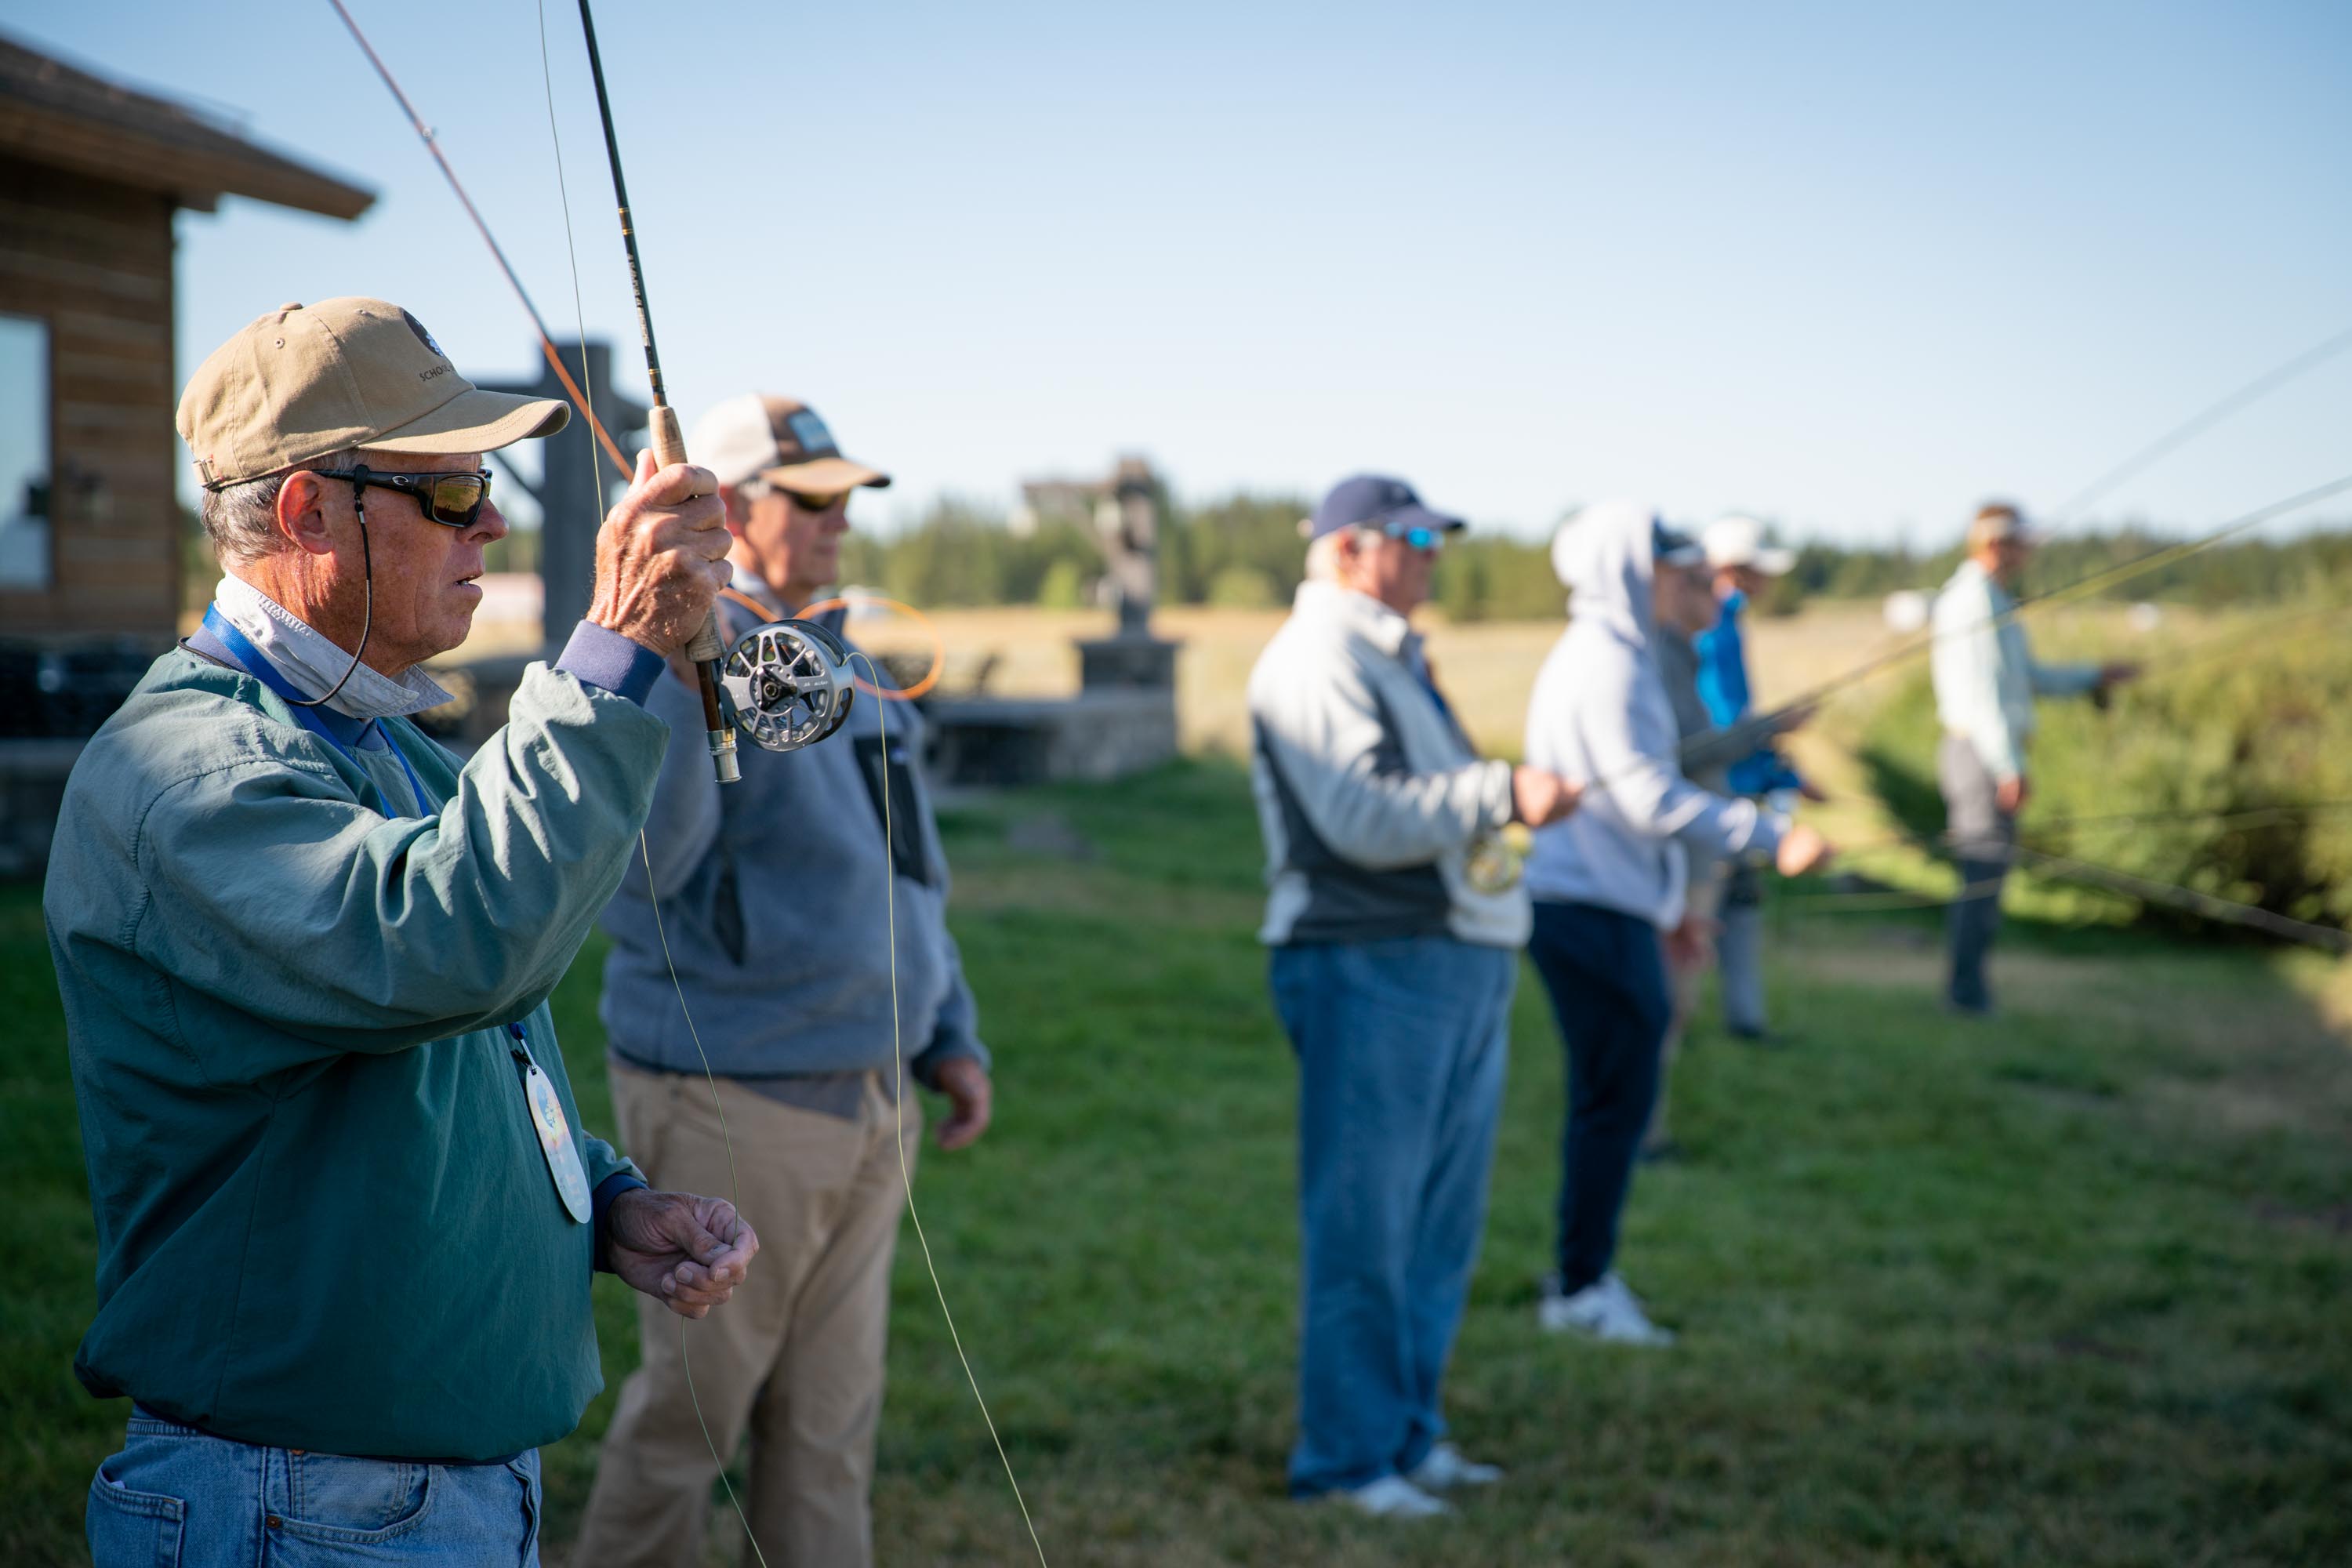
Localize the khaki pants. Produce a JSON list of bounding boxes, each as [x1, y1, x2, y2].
[[575, 1061, 920, 1568]]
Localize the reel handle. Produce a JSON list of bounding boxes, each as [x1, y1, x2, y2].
[[648, 402, 739, 783]]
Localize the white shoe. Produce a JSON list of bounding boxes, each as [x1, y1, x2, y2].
[[1329, 1475, 1454, 1519], [1537, 1272, 1676, 1345], [1407, 1442, 1504, 1491]]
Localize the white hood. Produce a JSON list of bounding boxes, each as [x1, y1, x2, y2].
[[1550, 499, 1659, 649], [1524, 499, 1777, 927]]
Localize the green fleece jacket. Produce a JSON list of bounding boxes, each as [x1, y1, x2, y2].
[[45, 650, 668, 1461]]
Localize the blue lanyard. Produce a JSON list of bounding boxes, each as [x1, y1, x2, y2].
[[201, 604, 429, 818]]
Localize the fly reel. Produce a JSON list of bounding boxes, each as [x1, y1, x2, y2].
[[720, 619, 856, 753]]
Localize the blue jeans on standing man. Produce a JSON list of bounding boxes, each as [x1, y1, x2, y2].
[[1270, 934, 1515, 1498], [88, 1406, 543, 1566], [1526, 901, 1671, 1294]]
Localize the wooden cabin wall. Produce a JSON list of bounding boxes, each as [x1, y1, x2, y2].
[[0, 153, 178, 642]]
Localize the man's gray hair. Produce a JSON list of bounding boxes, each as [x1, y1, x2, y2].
[[198, 449, 361, 564], [1304, 531, 1347, 584]]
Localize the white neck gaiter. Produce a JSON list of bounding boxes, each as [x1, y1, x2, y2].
[[213, 572, 455, 721]]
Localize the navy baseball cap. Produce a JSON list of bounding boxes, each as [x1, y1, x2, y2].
[[1305, 474, 1468, 542], [1652, 519, 1705, 568]]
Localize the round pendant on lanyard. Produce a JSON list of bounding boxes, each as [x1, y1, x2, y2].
[[720, 619, 857, 753]]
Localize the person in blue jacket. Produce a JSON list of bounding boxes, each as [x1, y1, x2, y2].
[[1693, 517, 1821, 1041]]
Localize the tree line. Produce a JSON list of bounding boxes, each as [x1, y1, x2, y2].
[[834, 495, 2352, 620]]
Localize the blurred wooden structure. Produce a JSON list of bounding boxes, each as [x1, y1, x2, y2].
[[0, 34, 371, 875], [0, 34, 372, 644]]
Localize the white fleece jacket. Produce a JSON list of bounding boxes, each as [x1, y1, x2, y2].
[[1523, 500, 1783, 929]]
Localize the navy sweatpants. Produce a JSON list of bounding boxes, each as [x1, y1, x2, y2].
[[1526, 901, 1672, 1294]]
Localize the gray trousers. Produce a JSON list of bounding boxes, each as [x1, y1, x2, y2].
[[1938, 735, 2016, 1012], [1716, 863, 1767, 1034]]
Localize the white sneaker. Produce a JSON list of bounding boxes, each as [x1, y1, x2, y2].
[[1407, 1442, 1504, 1491], [1537, 1272, 1676, 1345], [1329, 1475, 1454, 1519]]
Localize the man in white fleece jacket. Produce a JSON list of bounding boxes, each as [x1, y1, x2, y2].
[[1522, 502, 1831, 1344], [1249, 474, 1581, 1519]]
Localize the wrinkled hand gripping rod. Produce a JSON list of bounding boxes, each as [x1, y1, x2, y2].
[[575, 0, 739, 786]]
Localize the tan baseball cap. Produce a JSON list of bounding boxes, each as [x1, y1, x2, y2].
[[1967, 502, 2034, 551], [690, 394, 891, 493], [177, 297, 569, 488]]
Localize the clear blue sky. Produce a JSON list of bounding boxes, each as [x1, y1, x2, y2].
[[11, 0, 2350, 544]]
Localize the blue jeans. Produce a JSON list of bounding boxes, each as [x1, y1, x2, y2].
[[1527, 902, 1671, 1294], [1270, 935, 1515, 1497], [88, 1407, 542, 1566]]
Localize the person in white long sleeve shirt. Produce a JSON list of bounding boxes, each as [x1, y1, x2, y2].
[[1522, 502, 1830, 1345], [1929, 503, 2138, 1014]]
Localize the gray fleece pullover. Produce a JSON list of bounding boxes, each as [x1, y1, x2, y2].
[[597, 591, 985, 1090]]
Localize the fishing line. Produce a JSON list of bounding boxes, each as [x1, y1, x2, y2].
[[1777, 821, 2351, 951], [2031, 799, 2352, 834], [329, 0, 633, 481], [797, 594, 947, 701], [1583, 474, 2352, 817], [2125, 597, 2352, 681], [2047, 324, 2352, 528], [2009, 844, 2351, 954], [851, 651, 1051, 1568], [1742, 469, 2352, 727], [521, 20, 1036, 1554], [530, 7, 770, 1556], [1780, 874, 2009, 913]]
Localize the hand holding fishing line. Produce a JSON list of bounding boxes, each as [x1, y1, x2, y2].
[[603, 1188, 758, 1319]]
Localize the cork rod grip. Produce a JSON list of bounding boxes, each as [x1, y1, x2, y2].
[[647, 405, 728, 666], [644, 403, 740, 782]]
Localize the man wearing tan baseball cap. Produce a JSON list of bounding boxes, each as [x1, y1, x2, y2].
[[50, 296, 758, 1563], [1930, 501, 2139, 1014], [581, 392, 995, 1568]]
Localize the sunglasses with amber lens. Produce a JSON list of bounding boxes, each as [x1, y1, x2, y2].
[[783, 488, 850, 514], [312, 465, 495, 528]]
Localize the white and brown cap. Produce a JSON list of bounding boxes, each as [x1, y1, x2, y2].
[[690, 394, 891, 494], [177, 297, 568, 489]]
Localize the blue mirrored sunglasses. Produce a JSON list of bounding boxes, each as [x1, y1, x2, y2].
[[1359, 516, 1445, 553]]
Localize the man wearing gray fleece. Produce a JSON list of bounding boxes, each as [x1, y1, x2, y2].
[[579, 394, 992, 1568], [1523, 502, 1829, 1345]]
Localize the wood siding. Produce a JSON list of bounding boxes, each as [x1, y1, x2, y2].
[[0, 154, 177, 642]]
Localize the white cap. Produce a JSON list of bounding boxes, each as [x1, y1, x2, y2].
[[688, 393, 889, 493], [1702, 515, 1795, 575]]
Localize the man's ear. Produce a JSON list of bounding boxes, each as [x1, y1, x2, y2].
[[718, 484, 752, 538], [274, 471, 339, 558]]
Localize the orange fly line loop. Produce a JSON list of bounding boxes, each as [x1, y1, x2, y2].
[[718, 587, 947, 701]]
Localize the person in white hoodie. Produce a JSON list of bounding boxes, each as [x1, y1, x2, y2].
[[1522, 502, 1831, 1344], [1249, 474, 1581, 1519]]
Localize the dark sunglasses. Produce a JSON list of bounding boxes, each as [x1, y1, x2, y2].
[[782, 488, 850, 514], [312, 465, 495, 528]]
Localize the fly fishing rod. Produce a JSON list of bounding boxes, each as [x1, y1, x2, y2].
[[575, 0, 741, 785]]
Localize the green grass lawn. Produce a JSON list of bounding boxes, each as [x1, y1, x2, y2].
[[8, 760, 2350, 1565]]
